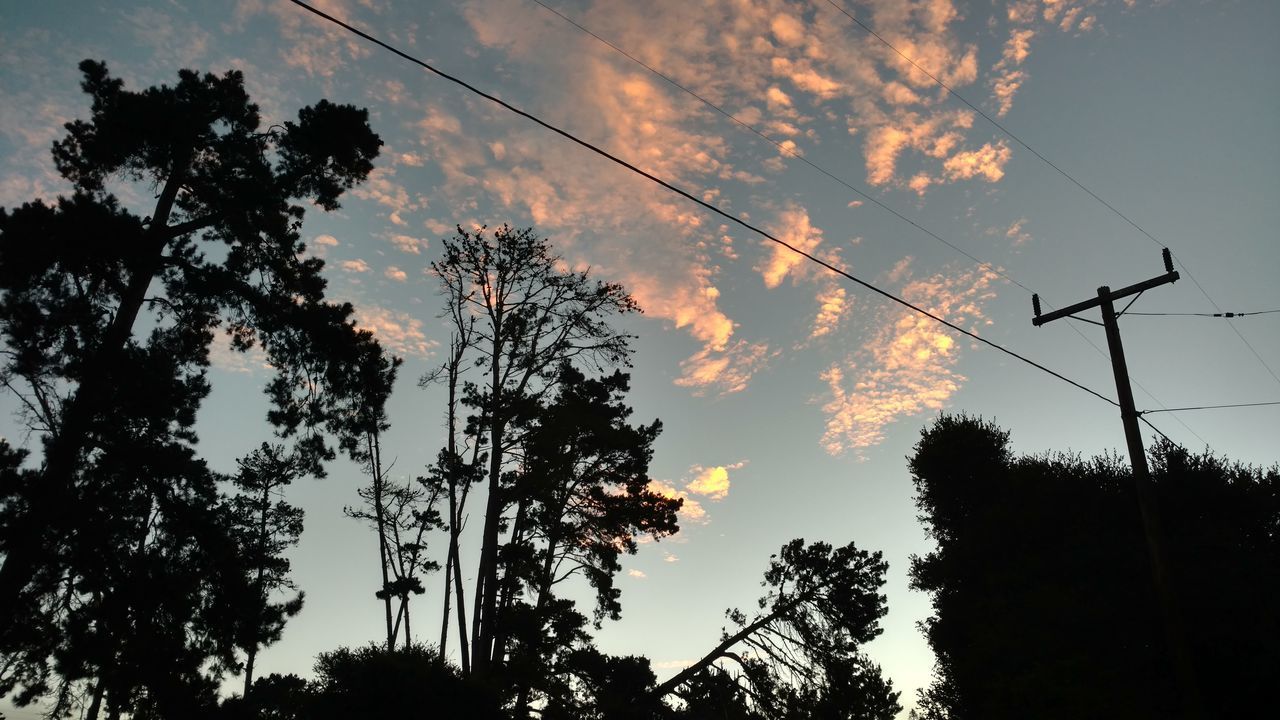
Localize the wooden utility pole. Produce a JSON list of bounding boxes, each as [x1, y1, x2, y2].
[[1032, 248, 1200, 717]]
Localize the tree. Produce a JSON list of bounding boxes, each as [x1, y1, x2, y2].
[[0, 59, 383, 631], [346, 449, 444, 652], [308, 643, 503, 720], [425, 224, 642, 679], [0, 60, 390, 716], [0, 314, 261, 718], [498, 364, 680, 713], [908, 414, 1280, 719], [656, 539, 900, 720], [228, 444, 307, 699]]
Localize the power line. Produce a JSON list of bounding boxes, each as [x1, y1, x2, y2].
[[819, 0, 1280, 391], [1126, 309, 1280, 318], [284, 0, 1119, 410], [527, 0, 1208, 448], [1141, 400, 1280, 414]]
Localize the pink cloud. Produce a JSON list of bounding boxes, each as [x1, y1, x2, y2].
[[819, 262, 999, 455], [353, 304, 437, 358], [759, 205, 824, 288]]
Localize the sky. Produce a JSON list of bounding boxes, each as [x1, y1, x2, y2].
[[1, 0, 1278, 716]]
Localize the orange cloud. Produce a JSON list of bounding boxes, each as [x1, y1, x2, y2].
[[759, 205, 824, 288], [384, 266, 408, 282], [340, 259, 371, 273], [811, 281, 850, 339], [354, 304, 437, 358], [674, 340, 772, 396], [819, 262, 999, 455], [686, 465, 731, 500], [942, 141, 1012, 182], [649, 479, 707, 524]]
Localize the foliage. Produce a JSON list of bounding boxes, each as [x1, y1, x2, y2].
[[658, 539, 900, 720], [497, 364, 679, 713], [228, 443, 308, 696], [425, 224, 646, 684], [909, 414, 1280, 719], [308, 643, 503, 720], [0, 59, 385, 716]]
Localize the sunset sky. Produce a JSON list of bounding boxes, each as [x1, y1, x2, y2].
[[2, 1, 1278, 715]]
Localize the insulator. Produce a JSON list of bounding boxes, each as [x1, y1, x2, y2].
[[1162, 247, 1174, 273], [1032, 293, 1042, 317]]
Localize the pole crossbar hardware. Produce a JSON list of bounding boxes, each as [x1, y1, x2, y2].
[[1031, 248, 1202, 718]]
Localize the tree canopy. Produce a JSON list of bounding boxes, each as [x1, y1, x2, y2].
[[0, 59, 391, 717], [908, 414, 1279, 719]]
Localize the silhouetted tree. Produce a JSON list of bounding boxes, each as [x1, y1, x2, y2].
[[656, 539, 900, 720], [425, 224, 640, 679], [0, 316, 262, 718], [228, 444, 307, 699], [0, 58, 383, 634], [347, 456, 444, 652], [908, 414, 1280, 719], [0, 60, 387, 715], [502, 364, 680, 714], [542, 648, 671, 720], [309, 643, 503, 720]]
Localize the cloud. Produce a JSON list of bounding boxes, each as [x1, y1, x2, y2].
[[384, 266, 408, 282], [314, 234, 339, 247], [352, 167, 429, 226], [942, 141, 1012, 183], [759, 205, 824, 288], [649, 479, 707, 525], [627, 569, 647, 579], [234, 0, 375, 80], [811, 281, 851, 339], [1005, 218, 1031, 246], [674, 340, 772, 396], [340, 259, 371, 273], [819, 262, 999, 455], [389, 233, 428, 254], [663, 553, 679, 563], [686, 466, 730, 500], [353, 304, 437, 358], [208, 333, 270, 375]]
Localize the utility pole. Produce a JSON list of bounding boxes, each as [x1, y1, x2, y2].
[[1032, 248, 1200, 717]]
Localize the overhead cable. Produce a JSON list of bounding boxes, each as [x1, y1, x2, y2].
[[529, 0, 1207, 446], [284, 0, 1119, 409]]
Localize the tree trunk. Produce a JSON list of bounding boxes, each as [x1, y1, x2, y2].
[[472, 322, 506, 675], [369, 431, 396, 651], [85, 679, 105, 720], [403, 595, 412, 650], [489, 494, 530, 668], [439, 539, 453, 660], [652, 577, 839, 699], [0, 160, 187, 629], [244, 481, 271, 698], [512, 535, 560, 717]]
